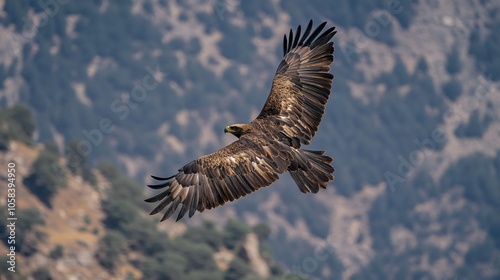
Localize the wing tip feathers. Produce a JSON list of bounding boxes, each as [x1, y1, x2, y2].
[[283, 20, 336, 57]]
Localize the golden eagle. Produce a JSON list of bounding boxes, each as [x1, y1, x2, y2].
[[146, 20, 336, 221]]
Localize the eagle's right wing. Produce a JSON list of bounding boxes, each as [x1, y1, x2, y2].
[[257, 20, 336, 144], [145, 135, 291, 221]]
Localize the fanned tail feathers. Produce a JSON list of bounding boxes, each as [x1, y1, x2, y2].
[[289, 149, 335, 193]]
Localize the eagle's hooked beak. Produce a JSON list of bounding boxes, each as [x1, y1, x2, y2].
[[224, 126, 230, 133]]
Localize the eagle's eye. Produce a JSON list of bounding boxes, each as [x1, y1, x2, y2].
[[230, 126, 237, 130]]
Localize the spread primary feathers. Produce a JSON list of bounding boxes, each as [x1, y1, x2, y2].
[[146, 20, 337, 222]]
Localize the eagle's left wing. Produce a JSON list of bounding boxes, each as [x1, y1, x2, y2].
[[145, 135, 292, 221], [257, 20, 336, 144]]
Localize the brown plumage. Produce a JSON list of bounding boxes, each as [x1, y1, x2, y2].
[[146, 20, 337, 222]]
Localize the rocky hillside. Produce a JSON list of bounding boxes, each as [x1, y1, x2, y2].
[[0, 138, 283, 280], [1, 0, 500, 279]]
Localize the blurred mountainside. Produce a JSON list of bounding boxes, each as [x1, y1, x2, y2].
[[1, 0, 500, 279], [0, 130, 283, 279]]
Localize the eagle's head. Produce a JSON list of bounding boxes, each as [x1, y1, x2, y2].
[[224, 124, 248, 138]]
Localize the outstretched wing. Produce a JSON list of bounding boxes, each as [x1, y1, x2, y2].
[[145, 135, 292, 221], [257, 20, 336, 144]]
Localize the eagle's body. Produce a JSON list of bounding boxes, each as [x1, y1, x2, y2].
[[146, 20, 337, 221]]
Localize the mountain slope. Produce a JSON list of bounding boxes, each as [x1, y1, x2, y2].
[[1, 0, 500, 279], [0, 139, 284, 280]]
